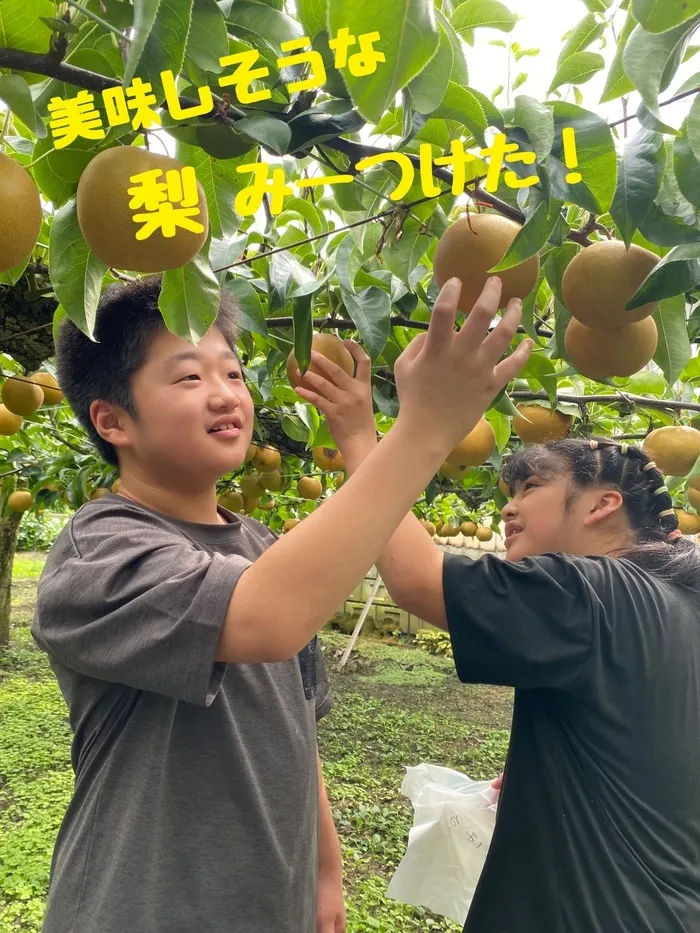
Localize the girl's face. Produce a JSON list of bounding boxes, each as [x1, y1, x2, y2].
[[501, 471, 587, 561]]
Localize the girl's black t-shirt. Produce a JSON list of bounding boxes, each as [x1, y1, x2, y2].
[[443, 550, 700, 933]]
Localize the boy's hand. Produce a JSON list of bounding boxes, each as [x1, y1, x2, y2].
[[293, 342, 377, 456], [394, 276, 530, 453], [317, 873, 346, 933]]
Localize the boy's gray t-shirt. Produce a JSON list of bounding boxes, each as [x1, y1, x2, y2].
[[30, 493, 333, 933]]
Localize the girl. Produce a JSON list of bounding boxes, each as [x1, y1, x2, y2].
[[294, 344, 700, 933]]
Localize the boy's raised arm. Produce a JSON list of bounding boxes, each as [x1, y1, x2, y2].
[[216, 278, 529, 664]]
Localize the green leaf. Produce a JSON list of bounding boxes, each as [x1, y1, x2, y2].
[[0, 0, 54, 85], [623, 18, 700, 128], [435, 82, 488, 145], [294, 401, 320, 445], [328, 0, 439, 124], [521, 352, 558, 404], [383, 219, 431, 285], [296, 0, 326, 38], [673, 69, 700, 94], [625, 244, 700, 308], [600, 10, 636, 103], [373, 383, 399, 418], [270, 252, 320, 301], [52, 306, 68, 347], [557, 14, 605, 67], [632, 0, 700, 35], [0, 75, 45, 138], [519, 268, 545, 343], [124, 0, 194, 101], [624, 370, 668, 395], [610, 129, 666, 247], [639, 202, 700, 245], [408, 22, 453, 114], [234, 114, 291, 155], [545, 242, 579, 303], [292, 293, 313, 375], [652, 294, 691, 384], [549, 103, 617, 214], [673, 131, 700, 209], [334, 234, 362, 294], [222, 0, 303, 53], [48, 200, 108, 340], [287, 107, 365, 152], [277, 197, 328, 237], [436, 8, 469, 86], [451, 0, 517, 33], [485, 409, 511, 451], [685, 93, 700, 165], [582, 0, 613, 10], [85, 0, 135, 29], [282, 413, 311, 443], [31, 133, 100, 207], [490, 198, 564, 272], [222, 276, 268, 336], [0, 254, 30, 287], [552, 298, 573, 364], [39, 15, 80, 33], [159, 247, 220, 344], [548, 51, 605, 93], [176, 141, 247, 240], [512, 95, 554, 162], [341, 286, 391, 359], [492, 390, 520, 417], [467, 85, 504, 129], [185, 0, 228, 73]]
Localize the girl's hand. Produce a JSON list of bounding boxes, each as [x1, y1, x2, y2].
[[293, 341, 377, 457]]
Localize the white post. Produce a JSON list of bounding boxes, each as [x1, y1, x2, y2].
[[337, 574, 383, 671]]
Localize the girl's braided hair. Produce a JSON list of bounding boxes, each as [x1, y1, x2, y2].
[[501, 436, 700, 590]]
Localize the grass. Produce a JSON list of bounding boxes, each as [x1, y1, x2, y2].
[[1, 553, 514, 933]]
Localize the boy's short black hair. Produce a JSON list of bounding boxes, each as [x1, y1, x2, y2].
[[56, 274, 241, 465]]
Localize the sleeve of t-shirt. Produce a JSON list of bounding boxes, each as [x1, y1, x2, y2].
[[32, 501, 251, 707], [442, 551, 606, 691], [314, 637, 334, 722]]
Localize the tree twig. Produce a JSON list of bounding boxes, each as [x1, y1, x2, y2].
[[511, 390, 700, 414]]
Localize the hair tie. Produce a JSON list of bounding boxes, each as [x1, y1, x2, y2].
[[589, 439, 599, 450], [658, 508, 677, 517], [643, 461, 657, 472], [619, 444, 629, 455], [654, 485, 669, 496]]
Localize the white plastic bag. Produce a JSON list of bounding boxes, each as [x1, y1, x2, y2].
[[386, 763, 498, 926]]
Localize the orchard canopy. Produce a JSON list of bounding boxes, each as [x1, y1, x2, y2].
[[3, 0, 700, 539]]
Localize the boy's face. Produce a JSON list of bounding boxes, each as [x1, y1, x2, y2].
[[113, 325, 254, 486]]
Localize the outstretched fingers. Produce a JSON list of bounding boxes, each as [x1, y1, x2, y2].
[[424, 278, 462, 354], [343, 340, 372, 384], [293, 361, 342, 404], [493, 338, 533, 385], [479, 296, 523, 364], [456, 276, 503, 349], [294, 384, 332, 414], [305, 350, 355, 391]]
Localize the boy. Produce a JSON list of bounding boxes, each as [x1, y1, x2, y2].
[[31, 273, 528, 933]]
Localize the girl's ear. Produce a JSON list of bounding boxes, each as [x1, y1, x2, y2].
[[583, 489, 625, 528]]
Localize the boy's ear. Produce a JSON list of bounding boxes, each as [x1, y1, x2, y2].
[[582, 489, 625, 528], [90, 399, 133, 452]]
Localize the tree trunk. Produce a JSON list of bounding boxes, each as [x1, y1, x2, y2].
[[0, 279, 57, 371], [0, 512, 22, 647]]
